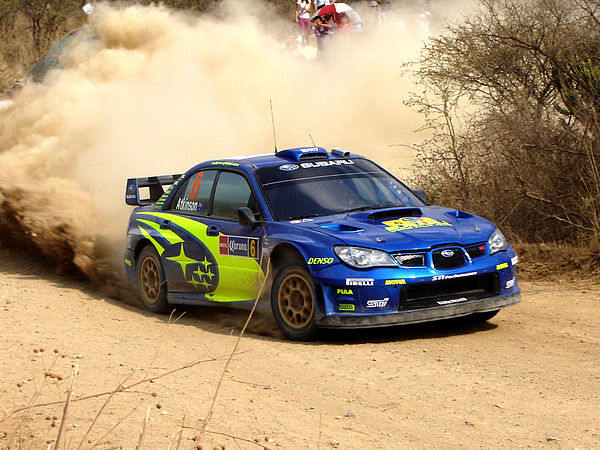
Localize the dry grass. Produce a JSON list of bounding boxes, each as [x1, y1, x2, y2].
[[1, 261, 274, 448], [513, 240, 600, 282], [0, 324, 261, 448]]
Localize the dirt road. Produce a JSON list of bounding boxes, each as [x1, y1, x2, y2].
[[0, 245, 598, 449]]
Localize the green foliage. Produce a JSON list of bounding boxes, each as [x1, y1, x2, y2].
[[556, 57, 600, 126], [411, 0, 600, 242]]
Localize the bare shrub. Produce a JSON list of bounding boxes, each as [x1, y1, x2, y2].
[[17, 0, 82, 58], [0, 0, 295, 90], [410, 0, 600, 243]]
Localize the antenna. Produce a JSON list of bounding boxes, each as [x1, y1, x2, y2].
[[270, 100, 278, 154], [309, 134, 317, 149]]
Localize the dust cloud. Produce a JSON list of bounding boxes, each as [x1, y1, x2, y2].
[[0, 2, 446, 295]]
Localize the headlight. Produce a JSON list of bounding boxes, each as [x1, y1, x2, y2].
[[488, 228, 508, 254], [334, 246, 397, 269]]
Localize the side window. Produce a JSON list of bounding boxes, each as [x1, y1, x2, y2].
[[170, 170, 217, 214], [211, 172, 256, 220]]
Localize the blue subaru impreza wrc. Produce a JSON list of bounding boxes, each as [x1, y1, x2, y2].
[[123, 147, 520, 340]]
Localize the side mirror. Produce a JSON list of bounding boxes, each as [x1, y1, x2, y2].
[[238, 207, 261, 227], [414, 189, 428, 204]]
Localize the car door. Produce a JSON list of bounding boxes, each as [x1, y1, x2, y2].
[[152, 169, 264, 303], [201, 170, 265, 303], [156, 169, 220, 296]]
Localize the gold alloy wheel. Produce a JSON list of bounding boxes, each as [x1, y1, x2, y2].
[[140, 256, 160, 305], [278, 273, 315, 329]]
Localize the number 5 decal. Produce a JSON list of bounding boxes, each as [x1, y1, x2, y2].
[[190, 172, 204, 199]]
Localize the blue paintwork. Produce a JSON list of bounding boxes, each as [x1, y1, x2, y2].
[[124, 147, 520, 327]]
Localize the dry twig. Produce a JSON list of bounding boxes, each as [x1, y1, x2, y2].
[[195, 262, 271, 441], [174, 407, 187, 450], [136, 405, 151, 449], [54, 363, 78, 450], [0, 353, 244, 424], [76, 370, 137, 449], [183, 425, 268, 449]]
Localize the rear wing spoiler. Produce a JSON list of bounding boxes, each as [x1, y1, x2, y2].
[[125, 174, 182, 206]]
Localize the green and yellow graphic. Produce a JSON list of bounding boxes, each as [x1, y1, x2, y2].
[[134, 212, 264, 302], [382, 217, 452, 233]]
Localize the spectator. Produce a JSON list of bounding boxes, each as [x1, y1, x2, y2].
[[296, 0, 312, 46], [313, 0, 330, 14], [348, 9, 363, 32], [366, 1, 384, 27], [336, 13, 353, 42], [311, 15, 333, 57]]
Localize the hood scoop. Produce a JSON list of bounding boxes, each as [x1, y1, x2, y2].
[[320, 223, 363, 233], [368, 208, 422, 221], [446, 209, 474, 220]]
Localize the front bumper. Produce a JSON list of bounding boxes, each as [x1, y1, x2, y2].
[[316, 291, 520, 328]]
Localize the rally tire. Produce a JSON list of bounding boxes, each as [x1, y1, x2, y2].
[[271, 263, 318, 341], [136, 245, 169, 314]]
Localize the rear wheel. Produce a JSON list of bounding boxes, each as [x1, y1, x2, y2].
[[271, 264, 317, 341], [136, 246, 169, 313]]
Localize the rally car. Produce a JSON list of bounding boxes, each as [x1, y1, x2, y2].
[[123, 147, 520, 340]]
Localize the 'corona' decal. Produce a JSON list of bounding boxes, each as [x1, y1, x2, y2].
[[219, 235, 259, 259]]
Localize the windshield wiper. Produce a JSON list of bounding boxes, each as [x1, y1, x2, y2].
[[345, 205, 401, 213], [286, 213, 327, 220]]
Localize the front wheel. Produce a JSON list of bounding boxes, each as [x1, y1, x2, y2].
[[271, 264, 317, 341], [136, 246, 169, 313]]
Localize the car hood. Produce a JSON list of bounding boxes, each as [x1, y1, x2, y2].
[[293, 206, 496, 250]]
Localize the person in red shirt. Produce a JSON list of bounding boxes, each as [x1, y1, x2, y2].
[[337, 13, 353, 42]]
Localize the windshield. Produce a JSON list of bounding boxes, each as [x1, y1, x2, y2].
[[255, 159, 425, 221]]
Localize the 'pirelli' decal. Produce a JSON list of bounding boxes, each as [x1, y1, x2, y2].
[[219, 235, 259, 259]]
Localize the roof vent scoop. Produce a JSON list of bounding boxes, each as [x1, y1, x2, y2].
[[331, 148, 351, 157], [276, 147, 329, 162]]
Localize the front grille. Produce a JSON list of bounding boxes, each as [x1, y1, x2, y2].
[[466, 244, 486, 259], [432, 248, 466, 269], [399, 273, 499, 310], [394, 253, 425, 267]]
